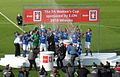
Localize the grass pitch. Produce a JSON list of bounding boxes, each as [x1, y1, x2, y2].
[[0, 0, 120, 77]]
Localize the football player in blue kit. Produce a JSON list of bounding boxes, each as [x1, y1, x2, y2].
[[39, 32, 47, 51], [57, 30, 63, 40], [22, 32, 29, 57], [54, 31, 59, 46], [27, 30, 33, 52], [62, 28, 68, 40], [71, 32, 78, 47], [84, 28, 92, 56]]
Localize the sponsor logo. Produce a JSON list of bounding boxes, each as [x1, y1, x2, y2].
[[33, 11, 42, 21], [43, 56, 48, 63], [89, 10, 97, 21]]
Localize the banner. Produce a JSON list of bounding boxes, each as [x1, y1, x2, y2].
[[24, 8, 99, 24]]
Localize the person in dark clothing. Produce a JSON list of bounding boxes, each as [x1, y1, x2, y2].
[[77, 65, 90, 77], [47, 28, 55, 51], [93, 62, 97, 67], [50, 66, 60, 77], [106, 68, 112, 77], [18, 67, 29, 77], [9, 67, 14, 77], [91, 63, 99, 77], [28, 49, 37, 71], [105, 61, 110, 69], [100, 62, 104, 68], [3, 65, 14, 77], [18, 69, 24, 77], [98, 67, 108, 77], [104, 63, 112, 77], [47, 33, 55, 51], [16, 13, 23, 26], [56, 43, 66, 68], [62, 63, 75, 77], [54, 45, 59, 56], [38, 65, 47, 77], [32, 48, 39, 58], [98, 65, 112, 77]]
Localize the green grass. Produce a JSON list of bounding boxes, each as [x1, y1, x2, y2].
[[0, 66, 93, 77], [0, 0, 120, 77], [0, 14, 21, 56]]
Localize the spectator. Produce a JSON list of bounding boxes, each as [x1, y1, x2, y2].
[[105, 61, 110, 69], [3, 65, 14, 77], [98, 62, 112, 77], [3, 65, 9, 77], [115, 63, 120, 77], [115, 62, 120, 67], [106, 68, 112, 77], [50, 66, 60, 77], [77, 65, 90, 77], [91, 63, 99, 77], [84, 28, 92, 56], [100, 62, 104, 68], [28, 49, 37, 71], [18, 67, 24, 77], [56, 43, 66, 69], [62, 63, 75, 77], [93, 62, 97, 68], [98, 67, 108, 77], [18, 67, 29, 77], [16, 13, 23, 26], [38, 65, 47, 77]]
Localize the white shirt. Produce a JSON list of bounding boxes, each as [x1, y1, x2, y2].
[[14, 36, 22, 44]]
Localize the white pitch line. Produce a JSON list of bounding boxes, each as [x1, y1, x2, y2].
[[0, 12, 24, 32]]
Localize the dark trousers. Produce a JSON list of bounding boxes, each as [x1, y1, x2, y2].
[[28, 60, 37, 71], [85, 49, 92, 56], [17, 21, 22, 26], [48, 44, 55, 51], [57, 57, 64, 68], [14, 43, 20, 56], [71, 54, 80, 66]]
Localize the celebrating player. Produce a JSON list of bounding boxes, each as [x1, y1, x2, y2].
[[84, 28, 92, 56]]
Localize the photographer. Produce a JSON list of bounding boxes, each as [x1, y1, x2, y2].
[[16, 13, 23, 26], [28, 49, 37, 71], [56, 43, 66, 69]]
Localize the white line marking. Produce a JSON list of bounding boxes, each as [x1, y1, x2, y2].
[[105, 25, 120, 29], [0, 12, 24, 32]]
